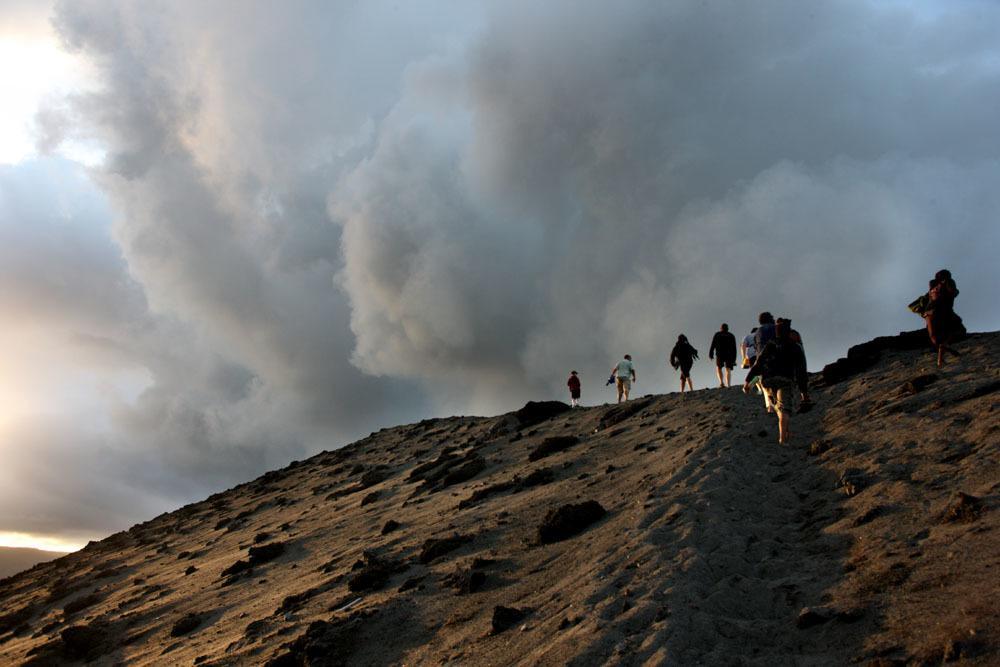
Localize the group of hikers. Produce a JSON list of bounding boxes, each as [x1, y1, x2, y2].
[[565, 312, 811, 444], [564, 269, 962, 445]]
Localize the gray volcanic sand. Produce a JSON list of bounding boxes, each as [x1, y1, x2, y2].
[[0, 332, 997, 666]]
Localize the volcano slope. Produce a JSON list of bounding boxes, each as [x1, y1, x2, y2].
[[1, 331, 997, 666]]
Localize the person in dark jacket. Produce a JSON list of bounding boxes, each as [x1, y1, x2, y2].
[[708, 323, 738, 388], [743, 320, 810, 444], [670, 334, 699, 393], [567, 371, 581, 407], [923, 269, 964, 367], [753, 312, 776, 356]]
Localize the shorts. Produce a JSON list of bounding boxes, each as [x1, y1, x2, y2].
[[763, 376, 798, 414], [616, 377, 631, 393], [715, 356, 735, 370], [679, 363, 693, 379], [570, 389, 581, 399]]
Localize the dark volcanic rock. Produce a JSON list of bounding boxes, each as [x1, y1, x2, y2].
[[170, 612, 203, 637], [439, 457, 487, 488], [522, 467, 555, 487], [838, 469, 868, 497], [418, 534, 472, 563], [360, 491, 381, 507], [265, 617, 359, 667], [597, 398, 653, 430], [347, 551, 405, 593], [528, 436, 579, 462], [537, 501, 607, 544], [820, 329, 931, 385], [491, 606, 527, 634], [248, 542, 286, 566], [513, 401, 571, 428], [444, 566, 487, 594], [942, 492, 984, 523], [63, 592, 102, 615], [898, 373, 938, 395], [59, 623, 111, 661], [381, 520, 401, 535], [796, 606, 834, 629], [360, 468, 388, 488]]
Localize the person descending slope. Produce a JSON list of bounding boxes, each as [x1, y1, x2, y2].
[[610, 354, 636, 403], [567, 371, 582, 407], [670, 335, 699, 393], [743, 319, 810, 444], [709, 323, 738, 388]]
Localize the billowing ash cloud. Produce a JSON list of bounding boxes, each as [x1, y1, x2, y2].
[[2, 0, 997, 542]]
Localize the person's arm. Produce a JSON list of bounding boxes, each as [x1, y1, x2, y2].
[[709, 334, 717, 359]]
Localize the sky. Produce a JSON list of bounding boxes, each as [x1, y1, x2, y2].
[[0, 0, 998, 551]]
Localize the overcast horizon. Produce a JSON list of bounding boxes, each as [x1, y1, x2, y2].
[[1, 0, 998, 551]]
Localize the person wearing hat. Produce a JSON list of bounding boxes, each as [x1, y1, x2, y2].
[[567, 370, 582, 407]]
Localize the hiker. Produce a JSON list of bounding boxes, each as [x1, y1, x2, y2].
[[921, 269, 964, 367], [741, 326, 759, 368], [610, 354, 636, 403], [708, 323, 738, 387], [777, 317, 804, 351], [567, 371, 582, 407], [752, 313, 777, 412], [743, 319, 810, 444], [669, 335, 699, 393]]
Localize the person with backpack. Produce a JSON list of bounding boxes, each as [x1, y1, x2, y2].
[[741, 326, 759, 368], [610, 354, 636, 403], [921, 269, 964, 367], [567, 371, 582, 407], [708, 323, 738, 388], [669, 335, 699, 393], [742, 319, 810, 444]]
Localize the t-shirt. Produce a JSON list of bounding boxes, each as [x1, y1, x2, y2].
[[743, 334, 756, 358], [615, 359, 634, 378]]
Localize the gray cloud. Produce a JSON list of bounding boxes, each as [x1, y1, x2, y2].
[[3, 0, 997, 541]]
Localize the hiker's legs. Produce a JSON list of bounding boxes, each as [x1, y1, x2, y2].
[[623, 380, 630, 401], [686, 377, 694, 391], [778, 410, 791, 444], [725, 367, 732, 387], [679, 376, 686, 393], [715, 365, 724, 387], [937, 344, 944, 367]]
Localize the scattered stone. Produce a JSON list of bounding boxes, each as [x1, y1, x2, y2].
[[853, 505, 889, 527], [253, 532, 271, 544], [418, 534, 472, 563], [898, 373, 938, 395], [170, 612, 203, 637], [0, 605, 33, 635], [361, 491, 381, 507], [942, 492, 984, 524], [796, 606, 834, 629], [514, 401, 571, 428], [248, 542, 287, 566], [360, 468, 388, 488], [443, 566, 486, 594], [59, 622, 111, 661], [839, 469, 868, 497], [279, 586, 322, 613], [185, 565, 198, 576], [597, 398, 653, 430], [398, 576, 425, 592], [808, 440, 831, 456], [63, 593, 102, 615], [820, 329, 930, 385], [265, 617, 359, 667], [491, 606, 527, 634], [347, 551, 406, 592], [438, 457, 487, 488], [537, 501, 607, 544], [381, 520, 401, 535], [528, 436, 579, 462]]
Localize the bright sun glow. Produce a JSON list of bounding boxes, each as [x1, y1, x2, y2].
[[0, 531, 84, 553], [0, 29, 101, 165]]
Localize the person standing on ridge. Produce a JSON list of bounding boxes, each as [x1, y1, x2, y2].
[[743, 319, 810, 444], [670, 335, 699, 393], [708, 323, 738, 388], [611, 354, 636, 403], [921, 269, 964, 367], [567, 370, 582, 407]]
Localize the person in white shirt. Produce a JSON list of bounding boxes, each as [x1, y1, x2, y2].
[[610, 354, 636, 403]]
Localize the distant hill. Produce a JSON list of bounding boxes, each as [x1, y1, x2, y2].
[[0, 330, 997, 665], [0, 547, 63, 580]]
